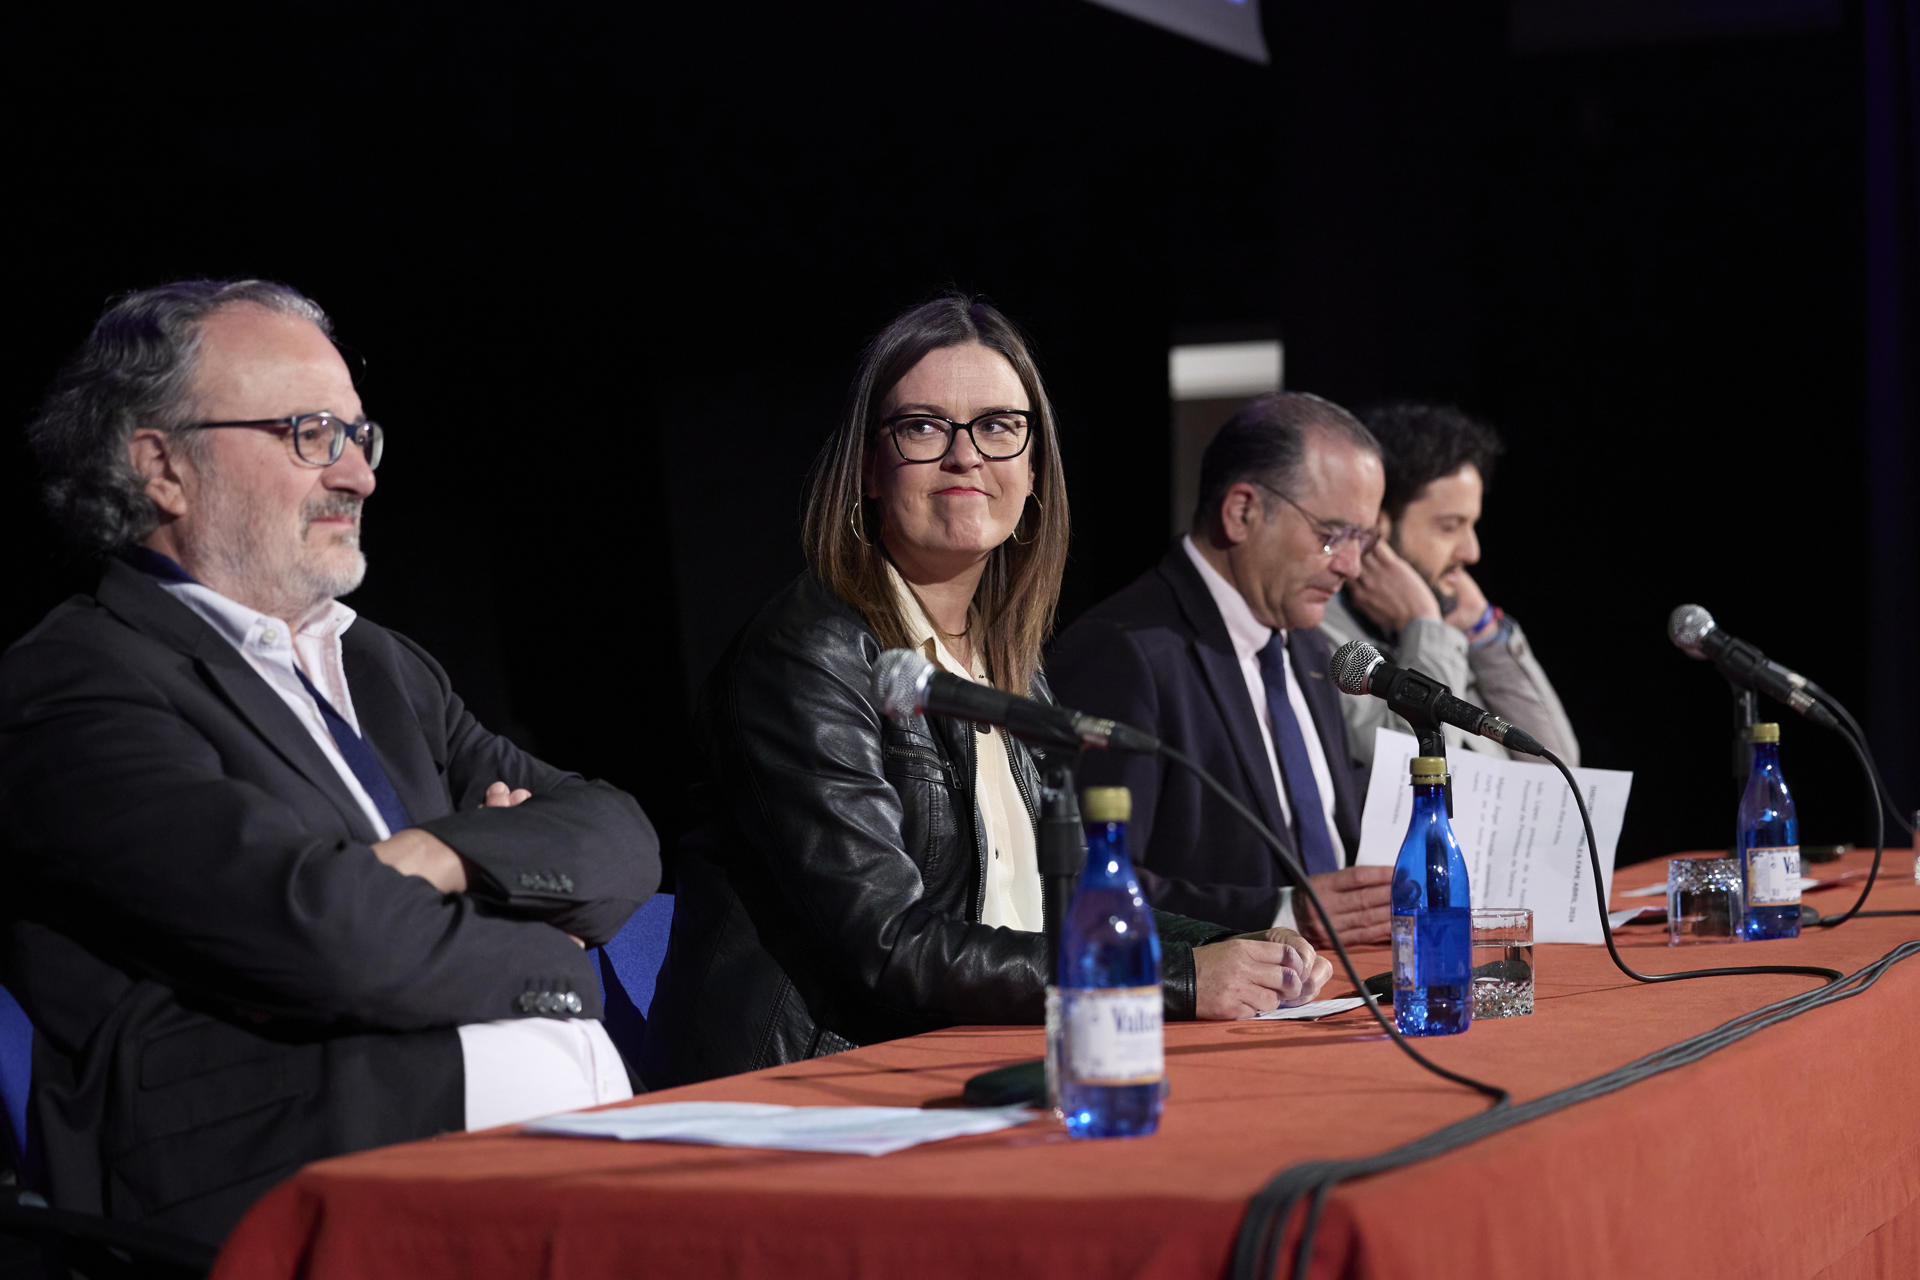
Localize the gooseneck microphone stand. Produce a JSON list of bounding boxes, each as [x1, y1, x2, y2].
[[961, 756, 1083, 1110], [1729, 681, 1758, 793], [1035, 755, 1085, 972]]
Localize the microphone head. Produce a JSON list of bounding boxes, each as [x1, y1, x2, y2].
[[1668, 604, 1717, 658], [1328, 639, 1384, 696], [871, 648, 935, 720]]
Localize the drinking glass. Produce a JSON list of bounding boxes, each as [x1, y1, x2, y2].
[[1470, 907, 1533, 1018], [1667, 855, 1744, 945]]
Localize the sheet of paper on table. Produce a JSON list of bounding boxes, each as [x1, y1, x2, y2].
[[1249, 996, 1366, 1020], [521, 1101, 1036, 1156], [1355, 728, 1634, 945]]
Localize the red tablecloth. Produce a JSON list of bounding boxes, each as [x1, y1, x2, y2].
[[214, 849, 1920, 1279]]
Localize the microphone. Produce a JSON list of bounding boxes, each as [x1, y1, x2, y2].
[[870, 649, 1161, 754], [1328, 640, 1546, 757], [1667, 605, 1838, 729]]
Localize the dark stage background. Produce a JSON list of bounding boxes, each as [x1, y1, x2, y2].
[[4, 1, 1914, 873]]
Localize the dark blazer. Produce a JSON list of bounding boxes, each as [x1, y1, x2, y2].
[[0, 561, 659, 1248], [1048, 544, 1366, 931]]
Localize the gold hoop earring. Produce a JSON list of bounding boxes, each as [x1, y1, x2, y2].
[[849, 499, 872, 547], [1010, 493, 1042, 546]]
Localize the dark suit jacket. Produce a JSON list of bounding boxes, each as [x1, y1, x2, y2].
[[1048, 544, 1366, 931], [0, 561, 659, 1248]]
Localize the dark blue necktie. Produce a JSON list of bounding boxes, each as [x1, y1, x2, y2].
[[295, 668, 412, 835], [1256, 634, 1339, 877]]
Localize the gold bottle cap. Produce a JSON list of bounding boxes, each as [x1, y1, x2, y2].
[[1750, 723, 1780, 744], [1081, 786, 1132, 823], [1410, 756, 1449, 782]]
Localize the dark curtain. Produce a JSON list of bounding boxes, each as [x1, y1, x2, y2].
[[1864, 0, 1920, 806]]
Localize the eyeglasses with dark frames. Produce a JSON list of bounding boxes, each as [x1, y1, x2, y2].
[[186, 411, 384, 471], [877, 410, 1033, 463], [1252, 481, 1379, 557]]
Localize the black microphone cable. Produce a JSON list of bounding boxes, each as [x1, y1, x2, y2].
[[1542, 747, 1843, 988], [1796, 685, 1920, 924], [1666, 606, 1915, 916], [1232, 652, 1913, 1277], [1150, 739, 1512, 1280], [1154, 741, 1513, 1111], [1802, 722, 1890, 927], [1807, 688, 1916, 837], [875, 655, 1517, 1121], [1233, 745, 1915, 1280]]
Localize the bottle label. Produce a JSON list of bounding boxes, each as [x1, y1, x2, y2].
[[1391, 909, 1471, 988], [1063, 986, 1163, 1085], [1747, 845, 1801, 906]]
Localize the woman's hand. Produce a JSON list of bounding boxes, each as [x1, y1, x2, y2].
[[1192, 928, 1334, 1019]]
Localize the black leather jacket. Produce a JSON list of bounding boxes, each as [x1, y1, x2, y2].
[[642, 574, 1230, 1089]]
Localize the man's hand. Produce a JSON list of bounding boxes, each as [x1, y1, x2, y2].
[[481, 780, 581, 944], [1193, 928, 1335, 1019], [373, 782, 524, 893], [1347, 533, 1443, 635], [1294, 866, 1394, 946], [483, 780, 532, 807], [1440, 568, 1491, 638], [371, 829, 470, 894]]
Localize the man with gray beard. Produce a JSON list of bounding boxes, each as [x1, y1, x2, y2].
[[0, 281, 659, 1251]]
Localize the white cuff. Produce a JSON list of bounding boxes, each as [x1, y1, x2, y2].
[[1271, 886, 1299, 932]]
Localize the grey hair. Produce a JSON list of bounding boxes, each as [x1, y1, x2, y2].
[[27, 279, 333, 552]]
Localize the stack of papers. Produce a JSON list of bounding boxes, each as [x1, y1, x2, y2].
[[522, 1100, 1036, 1156]]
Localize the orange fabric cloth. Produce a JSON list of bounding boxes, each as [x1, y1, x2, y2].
[[214, 850, 1920, 1279]]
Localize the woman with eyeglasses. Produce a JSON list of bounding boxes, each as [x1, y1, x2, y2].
[[642, 295, 1332, 1088]]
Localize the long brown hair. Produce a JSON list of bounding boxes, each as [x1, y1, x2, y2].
[[801, 295, 1069, 694]]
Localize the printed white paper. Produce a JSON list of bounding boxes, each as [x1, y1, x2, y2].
[[1355, 729, 1634, 945], [1248, 996, 1367, 1021]]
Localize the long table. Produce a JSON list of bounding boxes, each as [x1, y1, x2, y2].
[[213, 850, 1920, 1279]]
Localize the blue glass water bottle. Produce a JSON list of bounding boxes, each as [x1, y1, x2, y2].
[[1391, 755, 1472, 1035], [1738, 722, 1801, 940], [1059, 785, 1164, 1138]]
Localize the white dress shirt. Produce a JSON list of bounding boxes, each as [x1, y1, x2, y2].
[[1179, 537, 1347, 930], [155, 575, 631, 1129]]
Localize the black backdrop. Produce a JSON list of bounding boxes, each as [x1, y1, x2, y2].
[[4, 1, 1911, 872]]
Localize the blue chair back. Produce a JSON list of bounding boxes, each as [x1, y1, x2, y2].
[[0, 983, 31, 1178], [596, 893, 674, 1073]]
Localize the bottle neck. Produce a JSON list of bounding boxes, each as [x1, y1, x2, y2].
[[1083, 820, 1134, 870], [1750, 742, 1781, 773], [1406, 782, 1452, 832]]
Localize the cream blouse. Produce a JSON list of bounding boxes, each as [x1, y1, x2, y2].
[[886, 565, 1043, 932]]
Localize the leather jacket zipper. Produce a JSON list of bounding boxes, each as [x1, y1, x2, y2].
[[883, 742, 956, 785]]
